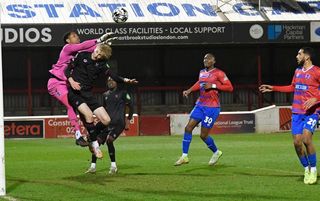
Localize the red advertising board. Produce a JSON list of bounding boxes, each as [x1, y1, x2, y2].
[[121, 116, 139, 136], [44, 115, 139, 138], [279, 108, 292, 130], [44, 118, 83, 138], [139, 115, 170, 136], [4, 120, 44, 138]]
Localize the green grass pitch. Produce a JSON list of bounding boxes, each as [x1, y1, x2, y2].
[[3, 133, 320, 201]]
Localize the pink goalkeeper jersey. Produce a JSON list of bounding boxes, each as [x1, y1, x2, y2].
[[49, 39, 97, 81]]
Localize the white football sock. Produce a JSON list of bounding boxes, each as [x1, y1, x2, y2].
[[182, 153, 188, 158], [92, 141, 99, 149], [310, 167, 317, 173], [75, 130, 82, 140], [305, 167, 310, 172], [90, 163, 96, 169], [111, 162, 117, 168]]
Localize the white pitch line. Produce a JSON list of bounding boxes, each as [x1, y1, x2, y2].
[[2, 196, 19, 201]]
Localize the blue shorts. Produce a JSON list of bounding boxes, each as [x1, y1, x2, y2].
[[291, 113, 319, 135], [190, 105, 220, 128]]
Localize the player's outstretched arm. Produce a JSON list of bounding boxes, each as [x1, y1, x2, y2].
[[259, 84, 273, 93], [64, 32, 115, 54], [124, 78, 138, 84], [259, 84, 294, 93], [106, 69, 138, 84], [183, 81, 200, 98]]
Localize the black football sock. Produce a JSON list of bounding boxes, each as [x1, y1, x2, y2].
[[84, 122, 98, 141], [107, 141, 116, 162], [91, 154, 97, 163]]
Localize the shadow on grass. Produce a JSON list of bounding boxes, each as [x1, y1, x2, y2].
[[63, 172, 115, 185], [118, 164, 142, 170], [6, 178, 27, 193], [180, 164, 234, 173], [5, 176, 132, 201], [233, 171, 302, 178], [109, 164, 234, 177], [122, 188, 292, 200], [6, 176, 111, 193]]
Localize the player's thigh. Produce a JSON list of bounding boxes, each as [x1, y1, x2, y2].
[[109, 123, 125, 141], [77, 103, 94, 122], [302, 113, 318, 144], [303, 113, 318, 134], [93, 107, 111, 125], [201, 107, 220, 129], [48, 79, 68, 101], [292, 134, 303, 146], [187, 105, 202, 129], [291, 114, 305, 135]]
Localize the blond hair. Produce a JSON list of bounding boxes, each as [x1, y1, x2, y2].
[[97, 44, 112, 60]]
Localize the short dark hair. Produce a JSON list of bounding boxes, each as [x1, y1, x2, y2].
[[63, 31, 77, 44], [301, 47, 315, 62]]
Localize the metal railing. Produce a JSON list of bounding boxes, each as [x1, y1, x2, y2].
[[3, 85, 292, 116]]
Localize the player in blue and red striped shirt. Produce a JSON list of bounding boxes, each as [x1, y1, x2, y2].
[[175, 53, 233, 166], [260, 47, 320, 185]]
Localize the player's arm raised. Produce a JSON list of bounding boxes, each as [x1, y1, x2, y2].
[[64, 32, 114, 54], [105, 68, 138, 84], [260, 73, 295, 93], [259, 84, 295, 93], [183, 81, 200, 98]]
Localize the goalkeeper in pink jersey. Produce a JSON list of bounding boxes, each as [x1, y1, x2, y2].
[[260, 47, 319, 185], [175, 53, 233, 166], [47, 31, 115, 147]]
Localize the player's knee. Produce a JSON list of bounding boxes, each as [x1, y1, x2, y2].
[[107, 137, 114, 144], [83, 113, 93, 123], [100, 116, 111, 126], [293, 139, 302, 147], [302, 138, 312, 146], [200, 134, 207, 141], [185, 126, 193, 133]]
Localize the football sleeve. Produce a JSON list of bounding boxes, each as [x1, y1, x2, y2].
[[216, 71, 233, 92], [273, 73, 295, 92]]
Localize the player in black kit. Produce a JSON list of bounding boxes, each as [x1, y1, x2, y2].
[[65, 44, 137, 159], [85, 77, 134, 174]]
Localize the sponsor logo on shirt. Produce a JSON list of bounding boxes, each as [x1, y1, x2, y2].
[[200, 73, 210, 78], [295, 84, 308, 90]]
